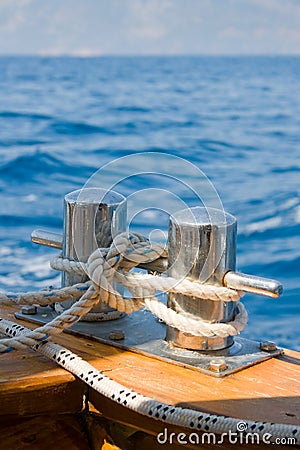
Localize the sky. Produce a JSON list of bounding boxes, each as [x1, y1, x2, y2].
[[0, 0, 299, 56]]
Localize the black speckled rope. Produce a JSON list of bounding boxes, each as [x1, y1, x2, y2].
[[0, 318, 298, 444]]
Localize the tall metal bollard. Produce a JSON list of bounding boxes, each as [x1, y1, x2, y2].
[[62, 187, 127, 313], [166, 206, 237, 351]]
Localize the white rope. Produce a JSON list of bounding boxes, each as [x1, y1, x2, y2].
[[144, 299, 248, 337], [0, 283, 90, 306], [0, 232, 297, 443], [0, 285, 100, 352], [51, 255, 243, 302], [0, 318, 298, 444], [83, 234, 246, 337], [0, 232, 247, 353]]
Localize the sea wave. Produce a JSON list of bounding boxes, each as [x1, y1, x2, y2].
[[0, 56, 299, 349], [0, 151, 92, 183], [0, 110, 52, 121]]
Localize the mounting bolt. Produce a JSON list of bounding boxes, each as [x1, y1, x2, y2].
[[260, 341, 277, 352], [21, 305, 37, 315], [209, 359, 227, 372], [109, 330, 125, 341]]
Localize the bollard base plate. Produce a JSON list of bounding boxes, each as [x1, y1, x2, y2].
[[15, 306, 283, 377]]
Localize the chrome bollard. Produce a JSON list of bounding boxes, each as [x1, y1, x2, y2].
[[166, 206, 237, 351], [30, 197, 284, 376], [62, 187, 127, 313]]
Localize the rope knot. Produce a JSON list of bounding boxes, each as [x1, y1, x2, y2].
[[3, 231, 246, 343]]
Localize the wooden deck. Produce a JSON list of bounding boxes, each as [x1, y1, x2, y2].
[[0, 305, 299, 449]]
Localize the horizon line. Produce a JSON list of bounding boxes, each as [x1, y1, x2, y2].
[[0, 53, 300, 58]]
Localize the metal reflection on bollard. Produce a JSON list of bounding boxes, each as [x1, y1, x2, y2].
[[166, 206, 237, 351], [62, 188, 127, 314]]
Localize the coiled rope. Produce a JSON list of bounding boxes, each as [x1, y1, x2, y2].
[[0, 231, 298, 443], [0, 232, 246, 352]]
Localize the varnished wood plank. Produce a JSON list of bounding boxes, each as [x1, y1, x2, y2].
[[0, 307, 86, 416], [0, 378, 84, 417], [0, 305, 299, 429], [0, 415, 90, 450], [86, 347, 299, 426], [0, 340, 85, 415]]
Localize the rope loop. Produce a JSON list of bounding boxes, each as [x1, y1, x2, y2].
[[0, 235, 297, 443], [0, 233, 300, 440], [0, 231, 246, 354]]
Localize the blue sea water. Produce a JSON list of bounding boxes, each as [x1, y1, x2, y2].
[[0, 56, 299, 350]]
